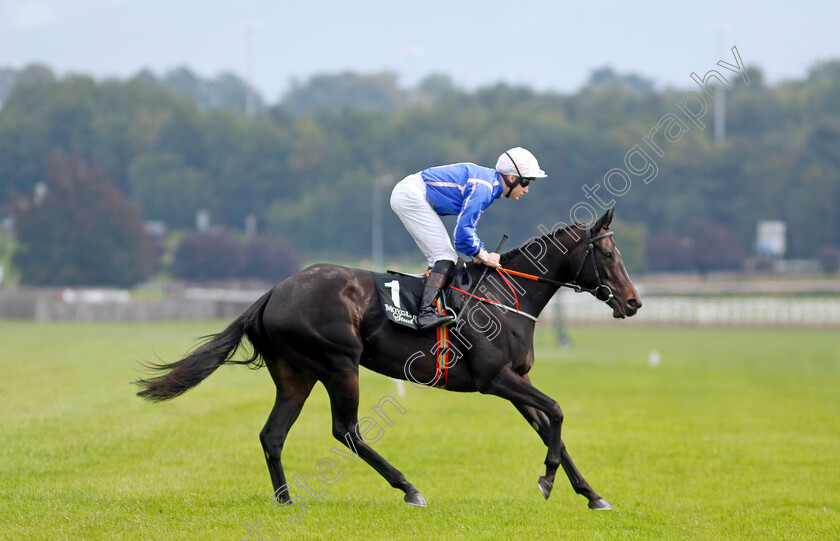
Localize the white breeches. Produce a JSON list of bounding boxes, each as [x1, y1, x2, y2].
[[390, 172, 458, 267]]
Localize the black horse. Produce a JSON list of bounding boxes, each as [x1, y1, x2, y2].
[[135, 209, 641, 511]]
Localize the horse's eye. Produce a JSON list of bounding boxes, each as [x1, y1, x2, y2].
[[605, 252, 613, 259]]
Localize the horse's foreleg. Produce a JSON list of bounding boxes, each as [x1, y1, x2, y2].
[[512, 402, 610, 509], [322, 370, 426, 507], [512, 402, 550, 445], [484, 368, 609, 510]]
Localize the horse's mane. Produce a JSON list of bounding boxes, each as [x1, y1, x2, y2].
[[498, 221, 589, 266]]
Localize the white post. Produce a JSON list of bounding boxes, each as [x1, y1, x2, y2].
[[372, 175, 393, 270], [714, 25, 727, 143], [372, 174, 403, 396]]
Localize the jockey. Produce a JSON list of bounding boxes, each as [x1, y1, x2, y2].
[[390, 147, 547, 329]]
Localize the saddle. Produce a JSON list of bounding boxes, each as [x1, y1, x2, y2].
[[372, 259, 472, 330]]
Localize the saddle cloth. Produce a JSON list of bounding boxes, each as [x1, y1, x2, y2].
[[372, 260, 471, 330]]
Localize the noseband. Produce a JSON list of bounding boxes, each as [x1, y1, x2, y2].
[[560, 228, 615, 303]]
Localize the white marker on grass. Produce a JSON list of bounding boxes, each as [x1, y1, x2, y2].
[[648, 350, 661, 367]]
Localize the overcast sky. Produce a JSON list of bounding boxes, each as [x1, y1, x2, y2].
[[2, 0, 839, 102]]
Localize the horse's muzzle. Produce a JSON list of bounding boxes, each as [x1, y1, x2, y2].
[[611, 294, 642, 318]]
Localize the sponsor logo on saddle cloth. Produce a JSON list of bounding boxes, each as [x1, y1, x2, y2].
[[372, 263, 469, 330], [372, 271, 434, 330], [372, 270, 456, 388]]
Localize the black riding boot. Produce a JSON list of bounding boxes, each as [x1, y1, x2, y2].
[[417, 260, 455, 329]]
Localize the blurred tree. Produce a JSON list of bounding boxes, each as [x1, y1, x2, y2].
[[0, 63, 56, 109], [726, 68, 790, 135], [414, 73, 458, 103], [281, 72, 404, 116], [689, 219, 747, 274], [807, 60, 840, 117], [12, 154, 156, 287], [128, 152, 214, 228], [0, 102, 51, 202], [169, 231, 245, 281], [1, 62, 840, 267], [156, 105, 206, 169], [609, 217, 648, 274], [209, 73, 261, 113], [136, 67, 264, 114], [586, 66, 655, 94], [783, 121, 840, 256], [169, 231, 301, 282], [0, 68, 16, 108], [16, 63, 57, 85], [265, 170, 372, 257], [242, 236, 302, 283], [816, 245, 840, 274], [646, 231, 694, 272], [0, 231, 19, 285], [210, 117, 291, 225]]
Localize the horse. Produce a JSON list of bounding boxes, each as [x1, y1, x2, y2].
[[135, 208, 641, 511]]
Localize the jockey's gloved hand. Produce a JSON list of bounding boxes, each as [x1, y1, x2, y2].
[[476, 248, 501, 268]]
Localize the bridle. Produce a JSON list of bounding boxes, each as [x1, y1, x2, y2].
[[457, 227, 617, 323], [561, 227, 615, 303]]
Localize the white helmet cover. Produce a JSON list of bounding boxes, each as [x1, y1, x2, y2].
[[495, 147, 547, 178]]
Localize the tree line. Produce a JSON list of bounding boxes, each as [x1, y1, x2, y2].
[[1, 61, 839, 286]]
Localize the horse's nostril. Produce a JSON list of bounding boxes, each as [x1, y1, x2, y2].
[[627, 298, 642, 309]]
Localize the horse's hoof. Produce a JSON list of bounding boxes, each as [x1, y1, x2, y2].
[[588, 498, 612, 510], [404, 491, 426, 507], [537, 477, 553, 500]]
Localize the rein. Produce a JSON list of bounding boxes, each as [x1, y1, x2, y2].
[[450, 273, 539, 322], [499, 229, 616, 303], [448, 228, 616, 322]]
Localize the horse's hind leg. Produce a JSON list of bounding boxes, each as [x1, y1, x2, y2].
[[322, 369, 426, 507], [260, 358, 317, 504]]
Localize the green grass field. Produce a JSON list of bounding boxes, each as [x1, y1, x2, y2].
[[1, 320, 838, 540]]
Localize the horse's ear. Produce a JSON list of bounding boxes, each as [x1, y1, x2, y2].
[[596, 208, 615, 230]]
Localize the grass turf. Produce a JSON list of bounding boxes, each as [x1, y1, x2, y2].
[[0, 320, 838, 540]]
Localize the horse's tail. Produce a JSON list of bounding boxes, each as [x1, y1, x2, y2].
[[134, 289, 275, 402]]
